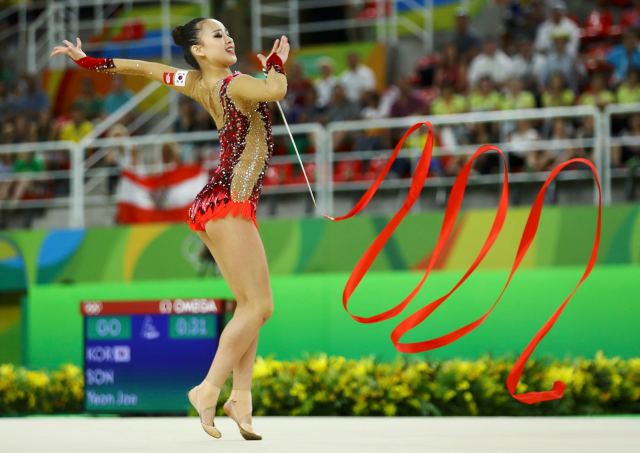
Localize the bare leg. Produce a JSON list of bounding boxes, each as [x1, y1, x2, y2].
[[191, 216, 273, 427], [231, 333, 259, 391], [225, 332, 259, 426]]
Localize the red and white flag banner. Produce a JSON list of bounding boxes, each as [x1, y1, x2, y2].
[[115, 164, 209, 223]]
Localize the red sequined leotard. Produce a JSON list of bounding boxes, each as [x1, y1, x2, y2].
[[73, 53, 287, 229], [189, 57, 287, 231], [188, 71, 272, 230]]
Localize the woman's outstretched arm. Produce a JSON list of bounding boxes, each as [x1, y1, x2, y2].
[[227, 35, 290, 103], [50, 38, 201, 100], [107, 58, 200, 99], [227, 63, 287, 103]]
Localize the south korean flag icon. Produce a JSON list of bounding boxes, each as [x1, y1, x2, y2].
[[175, 70, 188, 87]]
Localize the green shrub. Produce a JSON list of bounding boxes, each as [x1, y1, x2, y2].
[[1, 351, 638, 415]]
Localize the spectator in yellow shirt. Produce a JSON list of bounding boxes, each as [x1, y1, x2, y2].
[[430, 83, 468, 115], [541, 72, 575, 108], [579, 72, 615, 109], [501, 77, 536, 110], [501, 76, 538, 137], [468, 75, 503, 112], [59, 103, 94, 142], [616, 69, 640, 104], [425, 83, 470, 176]]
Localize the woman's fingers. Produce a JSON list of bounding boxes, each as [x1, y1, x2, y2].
[[262, 35, 289, 64], [50, 47, 68, 57], [280, 36, 289, 55], [278, 37, 289, 59], [61, 38, 81, 49]]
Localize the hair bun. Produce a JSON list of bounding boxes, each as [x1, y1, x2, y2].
[[171, 25, 185, 46]]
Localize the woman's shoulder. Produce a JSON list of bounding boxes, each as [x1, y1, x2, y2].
[[220, 71, 244, 90]]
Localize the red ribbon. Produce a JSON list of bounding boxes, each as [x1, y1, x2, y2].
[[323, 121, 602, 404]]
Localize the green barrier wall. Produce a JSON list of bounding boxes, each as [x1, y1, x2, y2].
[[26, 265, 638, 369], [4, 203, 638, 367], [2, 204, 637, 290]]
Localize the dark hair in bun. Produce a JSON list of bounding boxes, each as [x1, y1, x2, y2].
[[172, 17, 206, 70]]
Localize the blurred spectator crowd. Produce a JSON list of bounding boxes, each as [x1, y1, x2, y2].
[[0, 57, 137, 219], [269, 0, 640, 181], [1, 0, 640, 227]]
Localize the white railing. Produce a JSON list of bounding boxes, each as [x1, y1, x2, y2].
[[3, 103, 640, 229], [72, 123, 328, 225], [325, 105, 602, 215], [0, 1, 46, 69], [602, 102, 640, 205], [251, 0, 433, 53], [27, 1, 77, 73], [0, 140, 81, 226]]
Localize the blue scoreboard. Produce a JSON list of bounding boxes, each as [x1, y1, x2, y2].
[[80, 298, 227, 413]]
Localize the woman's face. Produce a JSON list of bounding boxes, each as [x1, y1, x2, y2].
[[192, 19, 236, 67]]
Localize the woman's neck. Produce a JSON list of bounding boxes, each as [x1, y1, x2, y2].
[[199, 61, 234, 85]]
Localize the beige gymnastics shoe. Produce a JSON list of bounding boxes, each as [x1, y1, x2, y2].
[[223, 389, 262, 440], [187, 383, 222, 439]]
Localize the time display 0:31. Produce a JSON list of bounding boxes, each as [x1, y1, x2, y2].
[[169, 315, 215, 339]]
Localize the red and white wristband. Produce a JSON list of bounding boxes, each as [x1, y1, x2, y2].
[[264, 54, 285, 75], [73, 56, 115, 72]]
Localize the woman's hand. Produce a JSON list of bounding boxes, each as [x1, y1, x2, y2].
[[257, 35, 290, 68], [50, 37, 86, 61]]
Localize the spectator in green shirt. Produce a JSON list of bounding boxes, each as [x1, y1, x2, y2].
[[501, 77, 536, 110], [541, 72, 575, 107], [13, 152, 44, 173], [616, 69, 640, 104], [579, 72, 615, 109], [0, 152, 46, 207]]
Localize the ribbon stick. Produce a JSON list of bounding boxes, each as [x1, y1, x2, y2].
[[274, 105, 601, 403], [274, 100, 317, 208], [263, 66, 317, 208]]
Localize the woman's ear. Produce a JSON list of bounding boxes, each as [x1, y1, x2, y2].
[[191, 43, 205, 58]]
